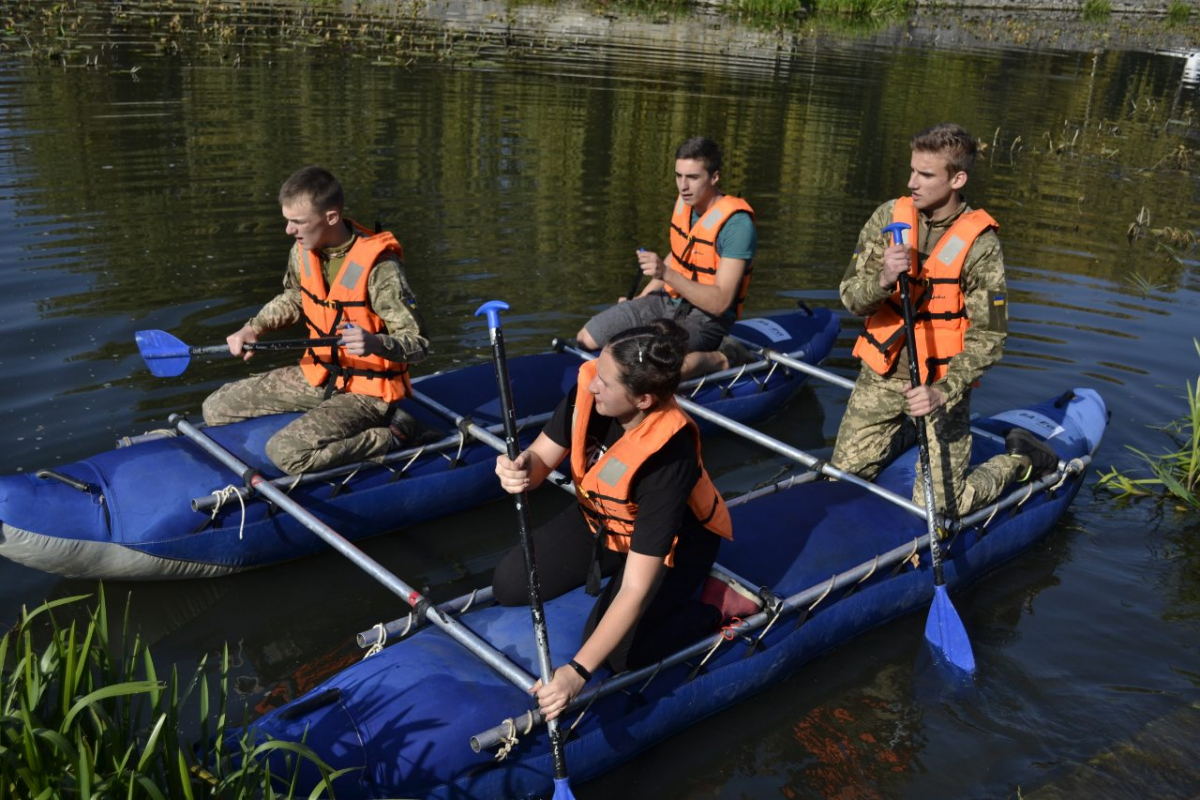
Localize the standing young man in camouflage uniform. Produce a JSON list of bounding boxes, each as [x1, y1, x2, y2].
[[202, 166, 430, 476], [831, 123, 1057, 519]]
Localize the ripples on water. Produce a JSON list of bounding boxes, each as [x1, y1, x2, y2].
[[1, 6, 1199, 797]]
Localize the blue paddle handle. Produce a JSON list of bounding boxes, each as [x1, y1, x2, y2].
[[475, 300, 510, 333], [882, 221, 910, 246], [475, 301, 519, 463]]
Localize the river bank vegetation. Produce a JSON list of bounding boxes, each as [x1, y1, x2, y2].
[[0, 0, 1197, 794], [1098, 340, 1200, 511], [2, 0, 1198, 67]]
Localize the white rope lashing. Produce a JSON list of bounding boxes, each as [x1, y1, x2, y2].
[[208, 485, 247, 540], [363, 623, 388, 659]]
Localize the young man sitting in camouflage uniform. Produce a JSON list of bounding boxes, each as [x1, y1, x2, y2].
[[831, 123, 1058, 519], [202, 166, 432, 476]]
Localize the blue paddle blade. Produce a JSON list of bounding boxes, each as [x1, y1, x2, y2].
[[924, 584, 976, 676], [135, 330, 192, 378], [552, 776, 576, 799]]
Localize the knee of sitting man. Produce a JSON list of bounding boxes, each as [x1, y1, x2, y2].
[[264, 435, 306, 476], [576, 328, 598, 350], [200, 393, 226, 426]]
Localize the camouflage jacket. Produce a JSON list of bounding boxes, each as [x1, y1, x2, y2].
[[839, 198, 1007, 404], [246, 233, 429, 364]]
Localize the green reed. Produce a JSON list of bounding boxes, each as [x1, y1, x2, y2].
[[1098, 339, 1200, 511], [1167, 1, 1192, 24], [1082, 0, 1113, 20], [1, 589, 353, 797], [807, 0, 911, 14]]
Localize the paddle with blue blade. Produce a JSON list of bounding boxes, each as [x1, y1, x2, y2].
[[883, 220, 976, 676], [135, 329, 340, 378], [475, 300, 576, 800]]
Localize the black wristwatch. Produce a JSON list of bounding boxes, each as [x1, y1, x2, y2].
[[567, 659, 592, 682]]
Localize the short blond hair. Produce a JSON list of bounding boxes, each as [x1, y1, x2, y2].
[[910, 124, 977, 176]]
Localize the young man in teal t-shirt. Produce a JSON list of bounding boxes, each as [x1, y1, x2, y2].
[[576, 136, 757, 377]]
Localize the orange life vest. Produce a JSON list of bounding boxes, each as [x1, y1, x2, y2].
[[569, 361, 732, 567], [851, 197, 999, 385], [665, 194, 755, 319], [297, 221, 412, 403]]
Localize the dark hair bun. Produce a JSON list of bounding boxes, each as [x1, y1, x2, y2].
[[606, 318, 690, 400]]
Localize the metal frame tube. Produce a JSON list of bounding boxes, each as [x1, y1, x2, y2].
[[189, 410, 553, 512], [558, 342, 928, 520], [171, 415, 537, 692], [469, 533, 931, 752], [357, 458, 1090, 674], [470, 453, 1094, 751], [357, 587, 497, 648]]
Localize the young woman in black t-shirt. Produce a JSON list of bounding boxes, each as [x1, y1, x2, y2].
[[492, 319, 732, 723]]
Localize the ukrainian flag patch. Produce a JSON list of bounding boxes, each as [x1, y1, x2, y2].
[[992, 293, 1006, 306]]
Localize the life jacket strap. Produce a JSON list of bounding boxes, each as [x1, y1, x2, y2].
[[299, 284, 369, 311], [309, 358, 409, 400]]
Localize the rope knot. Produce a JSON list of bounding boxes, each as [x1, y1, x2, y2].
[[210, 484, 247, 540]]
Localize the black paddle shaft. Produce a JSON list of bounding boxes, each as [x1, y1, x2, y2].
[[626, 267, 642, 302], [898, 273, 947, 586], [189, 337, 341, 356], [486, 322, 571, 783]]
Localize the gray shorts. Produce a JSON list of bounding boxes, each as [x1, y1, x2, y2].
[[582, 291, 731, 351]]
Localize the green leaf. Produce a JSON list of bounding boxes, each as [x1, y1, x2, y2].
[[61, 681, 163, 732], [174, 748, 196, 800], [310, 765, 361, 797], [18, 595, 93, 630], [132, 773, 169, 800], [136, 713, 168, 773]]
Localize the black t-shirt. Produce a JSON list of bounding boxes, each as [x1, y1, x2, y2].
[[544, 392, 720, 571]]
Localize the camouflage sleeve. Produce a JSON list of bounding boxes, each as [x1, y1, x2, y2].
[[368, 256, 429, 364], [246, 249, 304, 334], [839, 200, 899, 316], [936, 229, 1007, 403]]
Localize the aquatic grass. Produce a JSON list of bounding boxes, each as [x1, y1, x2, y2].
[[1098, 340, 1200, 510], [1151, 143, 1197, 171], [1126, 205, 1198, 270], [1, 588, 353, 797], [807, 0, 911, 15], [1082, 0, 1113, 20], [990, 105, 1200, 173], [1126, 270, 1168, 297], [735, 0, 805, 20]]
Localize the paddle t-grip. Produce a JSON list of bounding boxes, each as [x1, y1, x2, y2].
[[882, 221, 911, 247], [882, 221, 914, 281], [475, 299, 510, 331]]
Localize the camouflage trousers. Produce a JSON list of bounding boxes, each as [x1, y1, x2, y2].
[[201, 365, 392, 476], [830, 366, 1023, 519]]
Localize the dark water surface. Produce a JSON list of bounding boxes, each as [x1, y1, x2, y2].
[[1, 7, 1199, 797]]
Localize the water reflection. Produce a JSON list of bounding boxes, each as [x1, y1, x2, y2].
[[0, 7, 1198, 798], [1177, 51, 1200, 89]]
